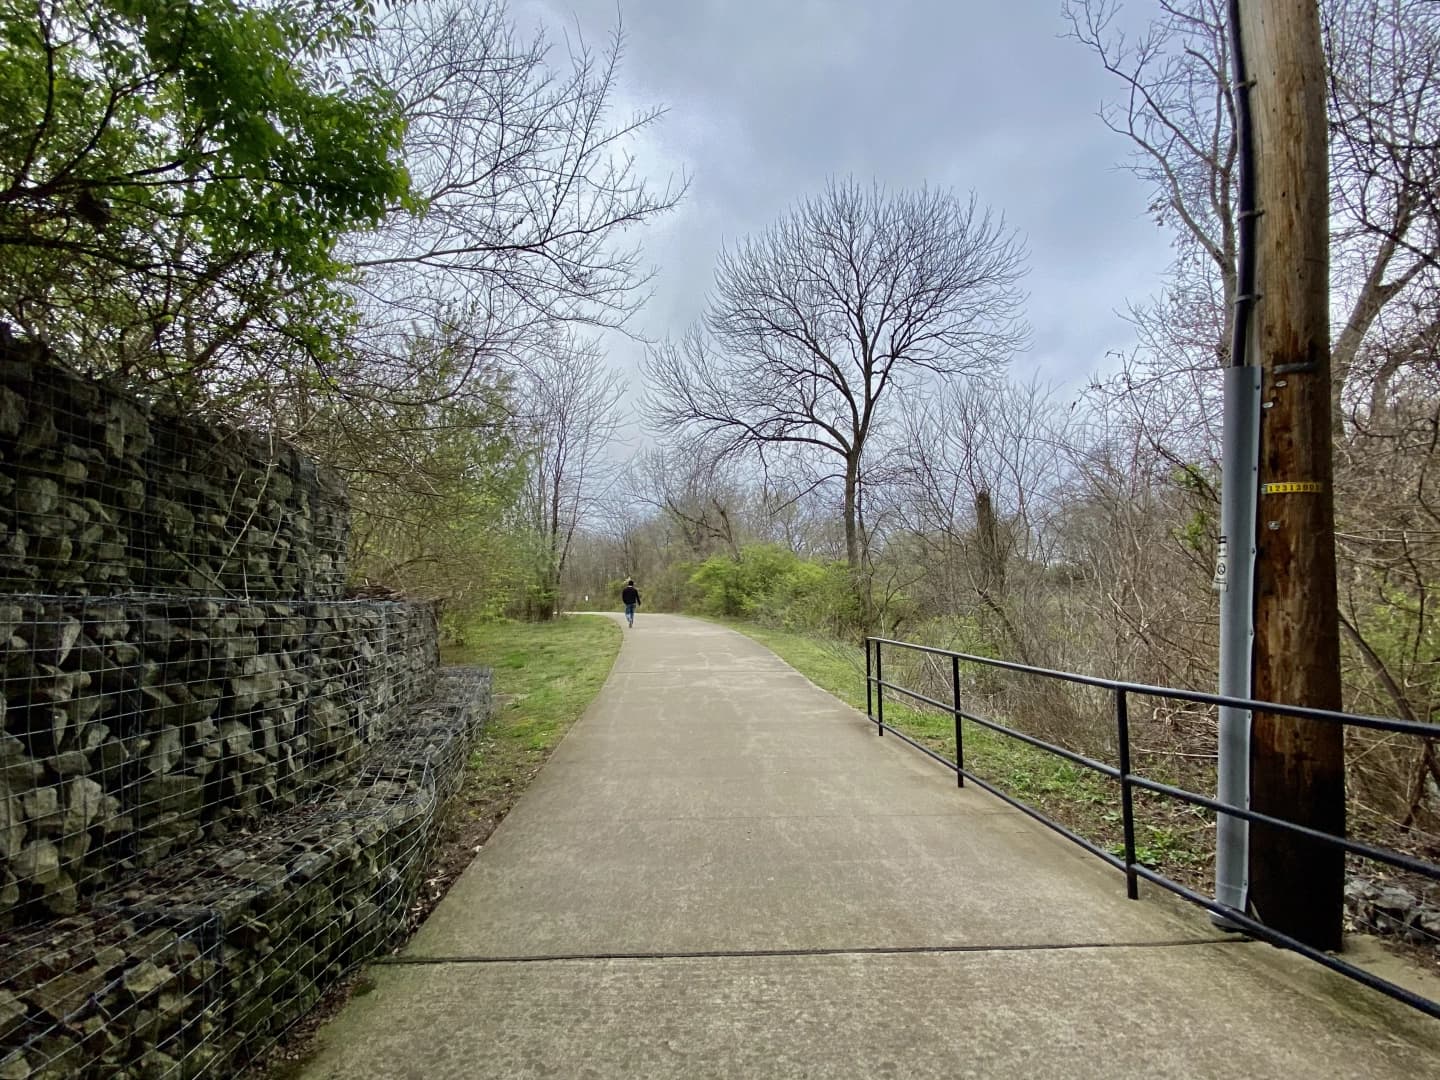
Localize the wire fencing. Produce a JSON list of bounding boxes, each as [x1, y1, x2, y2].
[[2, 344, 492, 1076], [1, 595, 438, 927], [1, 344, 348, 601], [1, 666, 489, 1078]]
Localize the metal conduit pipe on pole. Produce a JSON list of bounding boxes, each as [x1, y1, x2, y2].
[[1214, 0, 1261, 924]]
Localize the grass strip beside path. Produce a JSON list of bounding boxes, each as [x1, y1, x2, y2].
[[434, 613, 623, 885]]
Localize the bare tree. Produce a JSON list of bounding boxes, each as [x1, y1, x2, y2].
[[1062, 0, 1240, 351], [517, 334, 627, 618], [349, 1, 685, 371], [644, 178, 1028, 622], [625, 446, 748, 558], [78, 0, 683, 451], [1064, 0, 1440, 428], [1332, 322, 1440, 834], [237, 0, 677, 619], [899, 378, 1075, 659], [1066, 0, 1440, 841], [1325, 0, 1440, 420]]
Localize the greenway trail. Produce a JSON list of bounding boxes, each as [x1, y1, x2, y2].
[[301, 615, 1437, 1079]]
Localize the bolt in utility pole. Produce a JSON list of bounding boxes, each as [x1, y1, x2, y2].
[[1239, 0, 1346, 951]]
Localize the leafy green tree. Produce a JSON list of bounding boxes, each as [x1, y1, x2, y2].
[[2, 0, 678, 631], [0, 0, 408, 383], [689, 544, 854, 631]]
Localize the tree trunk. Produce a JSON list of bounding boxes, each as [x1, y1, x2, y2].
[[1330, 226, 1406, 440], [974, 490, 1005, 596], [842, 462, 861, 571], [842, 456, 874, 634], [1242, 0, 1346, 952]]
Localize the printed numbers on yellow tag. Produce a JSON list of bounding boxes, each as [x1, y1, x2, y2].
[[1260, 481, 1324, 494]]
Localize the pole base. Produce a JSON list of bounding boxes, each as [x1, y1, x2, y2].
[[1210, 908, 1249, 933]]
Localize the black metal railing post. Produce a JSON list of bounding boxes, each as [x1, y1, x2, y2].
[[859, 633, 1440, 1020], [951, 653, 964, 788], [875, 640, 885, 736], [865, 637, 873, 723], [1115, 688, 1139, 900]]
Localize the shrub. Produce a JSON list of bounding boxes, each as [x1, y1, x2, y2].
[[686, 545, 858, 634]]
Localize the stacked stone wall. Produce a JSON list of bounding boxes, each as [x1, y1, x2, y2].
[[2, 596, 437, 925], [0, 668, 490, 1079], [0, 345, 485, 1078], [0, 345, 347, 599]]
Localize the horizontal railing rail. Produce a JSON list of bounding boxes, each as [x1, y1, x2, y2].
[[864, 635, 1440, 1022]]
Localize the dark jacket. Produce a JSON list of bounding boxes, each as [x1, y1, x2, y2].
[[621, 584, 641, 606]]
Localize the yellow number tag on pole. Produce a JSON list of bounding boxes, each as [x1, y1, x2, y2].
[[1260, 481, 1324, 494]]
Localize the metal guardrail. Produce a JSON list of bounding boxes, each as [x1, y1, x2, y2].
[[864, 635, 1440, 1021]]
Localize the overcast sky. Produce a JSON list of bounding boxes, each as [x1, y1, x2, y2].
[[515, 0, 1176, 426]]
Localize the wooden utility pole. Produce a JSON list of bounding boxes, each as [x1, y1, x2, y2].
[[1240, 0, 1346, 950]]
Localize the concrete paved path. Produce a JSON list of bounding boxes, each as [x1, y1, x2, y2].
[[301, 614, 1439, 1079]]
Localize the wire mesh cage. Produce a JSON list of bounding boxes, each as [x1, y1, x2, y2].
[[0, 908, 225, 1079], [1, 663, 488, 1078], [1, 596, 439, 928], [0, 345, 349, 601], [1, 345, 490, 1077]]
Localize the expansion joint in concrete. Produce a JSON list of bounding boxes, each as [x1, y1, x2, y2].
[[379, 938, 1244, 966]]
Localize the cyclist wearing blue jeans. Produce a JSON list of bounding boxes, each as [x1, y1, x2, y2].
[[621, 579, 641, 627]]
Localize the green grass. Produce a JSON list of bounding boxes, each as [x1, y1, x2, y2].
[[443, 614, 622, 797], [714, 617, 1212, 886]]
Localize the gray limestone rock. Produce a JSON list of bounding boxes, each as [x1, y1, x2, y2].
[[13, 840, 59, 886]]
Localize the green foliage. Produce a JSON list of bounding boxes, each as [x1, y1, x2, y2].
[[505, 529, 567, 622], [1344, 574, 1440, 731], [1172, 510, 1211, 553], [1168, 463, 1215, 554], [1169, 462, 1213, 496], [690, 544, 799, 617], [341, 352, 529, 622], [687, 545, 856, 632], [0, 0, 409, 374], [1361, 580, 1440, 667], [649, 561, 702, 612], [1112, 823, 1207, 870], [442, 615, 622, 751], [908, 614, 1001, 659]]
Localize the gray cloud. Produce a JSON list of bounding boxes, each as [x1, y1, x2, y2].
[[517, 0, 1175, 412]]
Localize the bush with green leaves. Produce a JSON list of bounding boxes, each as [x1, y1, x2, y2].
[[687, 545, 857, 633]]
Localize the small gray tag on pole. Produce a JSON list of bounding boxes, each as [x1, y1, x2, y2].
[[1213, 535, 1229, 592]]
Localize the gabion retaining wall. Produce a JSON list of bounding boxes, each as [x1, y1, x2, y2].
[[1346, 877, 1440, 946], [0, 343, 484, 1078], [0, 667, 491, 1079], [0, 343, 348, 599], [1, 597, 438, 926]]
